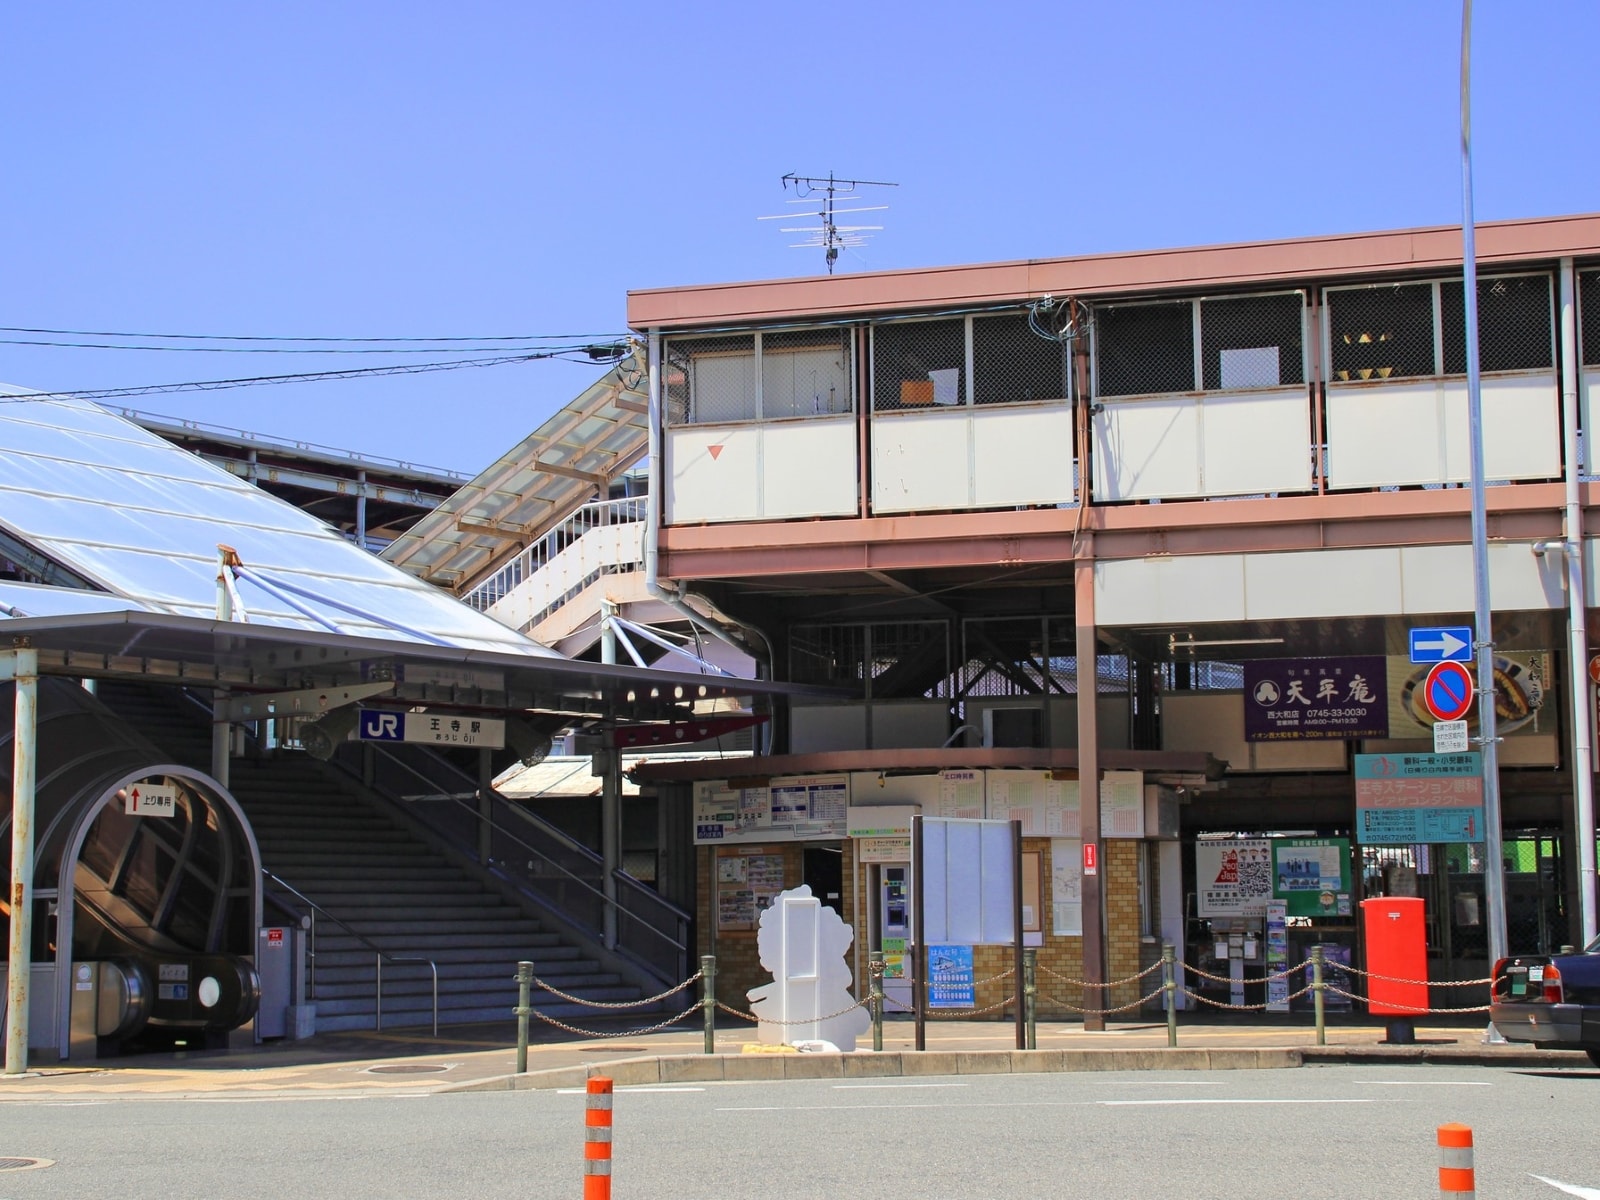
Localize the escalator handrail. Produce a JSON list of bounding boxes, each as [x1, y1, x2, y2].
[[261, 869, 438, 1037]]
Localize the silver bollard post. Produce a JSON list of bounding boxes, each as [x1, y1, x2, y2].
[[1022, 947, 1038, 1051], [1162, 942, 1177, 1048], [1312, 945, 1327, 1047], [701, 955, 717, 1055], [516, 960, 533, 1074]]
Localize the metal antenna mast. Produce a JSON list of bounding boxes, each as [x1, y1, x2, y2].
[[760, 172, 898, 274]]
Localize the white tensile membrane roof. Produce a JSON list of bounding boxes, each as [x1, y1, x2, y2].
[[0, 387, 559, 656]]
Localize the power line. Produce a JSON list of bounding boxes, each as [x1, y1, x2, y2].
[[0, 349, 609, 405], [0, 324, 620, 344], [0, 337, 619, 354]]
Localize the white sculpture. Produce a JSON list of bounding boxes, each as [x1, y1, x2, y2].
[[746, 884, 870, 1052]]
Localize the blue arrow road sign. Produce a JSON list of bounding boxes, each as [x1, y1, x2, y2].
[[1409, 626, 1474, 664]]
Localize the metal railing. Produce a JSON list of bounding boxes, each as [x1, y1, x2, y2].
[[463, 494, 648, 612], [261, 869, 438, 1036], [337, 741, 690, 983]]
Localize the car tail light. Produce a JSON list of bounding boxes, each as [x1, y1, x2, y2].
[[1542, 963, 1564, 1004], [1492, 958, 1507, 995]]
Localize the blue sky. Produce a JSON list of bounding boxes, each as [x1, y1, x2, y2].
[[4, 3, 1596, 475]]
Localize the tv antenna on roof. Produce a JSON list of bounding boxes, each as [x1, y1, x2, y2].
[[759, 172, 897, 274]]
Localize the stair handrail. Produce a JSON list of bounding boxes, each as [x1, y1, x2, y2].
[[260, 868, 438, 1037], [335, 741, 691, 981], [440, 794, 688, 954], [463, 493, 647, 611]]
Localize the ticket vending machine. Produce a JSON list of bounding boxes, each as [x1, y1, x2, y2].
[[879, 865, 914, 1014]]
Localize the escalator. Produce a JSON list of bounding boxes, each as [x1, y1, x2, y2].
[[2, 678, 261, 1057]]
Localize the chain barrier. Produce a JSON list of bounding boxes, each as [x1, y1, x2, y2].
[[1335, 963, 1494, 988], [1181, 985, 1318, 1013], [1042, 986, 1169, 1016], [1036, 960, 1164, 989], [714, 997, 871, 1026], [1181, 960, 1308, 986], [1324, 985, 1491, 1015], [520, 1004, 702, 1040], [520, 969, 703, 1011]]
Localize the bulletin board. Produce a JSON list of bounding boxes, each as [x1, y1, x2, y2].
[[715, 849, 788, 932]]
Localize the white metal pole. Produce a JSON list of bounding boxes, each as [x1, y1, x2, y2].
[[1560, 259, 1599, 945], [1460, 0, 1508, 966], [5, 643, 39, 1076]]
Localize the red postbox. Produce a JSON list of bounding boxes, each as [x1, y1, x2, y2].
[[1361, 896, 1428, 1025]]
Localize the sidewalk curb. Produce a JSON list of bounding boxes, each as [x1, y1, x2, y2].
[[1299, 1045, 1586, 1068], [439, 1047, 1305, 1092]]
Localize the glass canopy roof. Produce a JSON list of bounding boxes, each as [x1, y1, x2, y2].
[[0, 388, 557, 656]]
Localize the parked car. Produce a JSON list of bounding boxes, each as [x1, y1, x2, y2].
[[1490, 934, 1600, 1066]]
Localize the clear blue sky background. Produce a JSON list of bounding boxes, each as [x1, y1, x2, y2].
[[4, 3, 1597, 475]]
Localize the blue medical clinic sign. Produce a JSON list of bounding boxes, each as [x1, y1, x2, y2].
[[1243, 656, 1389, 741]]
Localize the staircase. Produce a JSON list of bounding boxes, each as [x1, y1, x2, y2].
[[93, 682, 649, 1033]]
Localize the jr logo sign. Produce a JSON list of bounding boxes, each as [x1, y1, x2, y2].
[[358, 710, 402, 741]]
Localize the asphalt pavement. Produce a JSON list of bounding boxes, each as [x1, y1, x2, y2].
[[0, 1012, 1586, 1100]]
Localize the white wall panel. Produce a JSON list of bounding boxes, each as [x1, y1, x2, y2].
[[666, 419, 858, 525], [1095, 555, 1248, 626], [665, 426, 762, 524], [1327, 372, 1559, 488], [1198, 388, 1313, 496], [1092, 388, 1311, 502], [971, 405, 1076, 507], [760, 417, 857, 519], [869, 701, 952, 750], [792, 703, 868, 753], [871, 408, 972, 513], [1243, 547, 1403, 619], [1400, 542, 1565, 614], [1092, 396, 1200, 501]]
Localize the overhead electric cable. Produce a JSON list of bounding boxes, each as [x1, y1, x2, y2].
[[0, 324, 620, 344], [0, 349, 607, 405]]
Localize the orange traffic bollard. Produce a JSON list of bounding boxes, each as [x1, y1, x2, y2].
[[1437, 1124, 1475, 1199], [584, 1076, 613, 1200]]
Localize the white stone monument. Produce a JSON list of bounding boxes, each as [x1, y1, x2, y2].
[[746, 884, 870, 1052]]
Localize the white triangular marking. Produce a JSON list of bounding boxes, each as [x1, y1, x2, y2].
[[1533, 1175, 1600, 1199]]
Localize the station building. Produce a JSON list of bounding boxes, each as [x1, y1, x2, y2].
[[610, 213, 1600, 1018]]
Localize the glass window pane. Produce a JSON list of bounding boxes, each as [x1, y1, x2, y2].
[[1095, 302, 1194, 397], [1440, 274, 1553, 374], [1326, 284, 1435, 381], [762, 329, 851, 418], [1200, 293, 1305, 390], [973, 315, 1067, 405], [873, 319, 965, 411]]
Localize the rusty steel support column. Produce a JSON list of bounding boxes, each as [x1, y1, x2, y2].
[[1074, 540, 1106, 1032]]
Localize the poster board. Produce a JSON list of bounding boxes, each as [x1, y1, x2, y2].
[[1050, 838, 1083, 935], [1195, 838, 1274, 918], [987, 771, 1078, 835], [715, 850, 787, 932], [694, 774, 850, 844]]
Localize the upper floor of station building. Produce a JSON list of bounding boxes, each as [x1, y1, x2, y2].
[[627, 213, 1600, 582]]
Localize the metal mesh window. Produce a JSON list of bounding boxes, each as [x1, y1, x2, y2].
[[762, 328, 852, 418], [1095, 301, 1194, 397], [1326, 284, 1435, 382], [789, 621, 950, 700], [1440, 274, 1554, 374], [790, 624, 868, 698], [972, 314, 1068, 405], [1582, 271, 1600, 366], [1200, 293, 1305, 390], [663, 335, 756, 424], [873, 319, 964, 411]]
